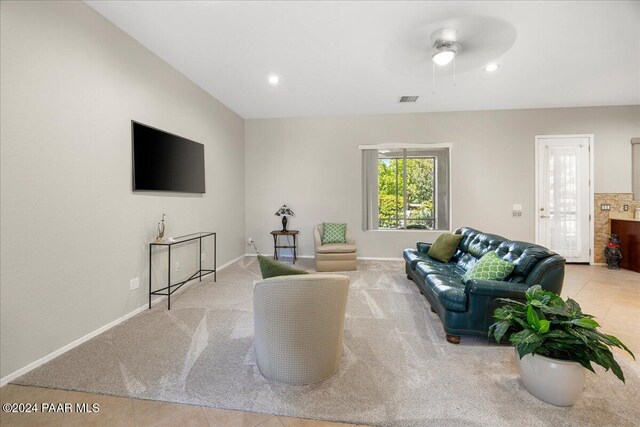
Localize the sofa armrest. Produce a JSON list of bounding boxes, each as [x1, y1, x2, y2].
[[345, 227, 356, 245], [464, 279, 529, 298], [416, 242, 432, 254], [313, 225, 322, 251]]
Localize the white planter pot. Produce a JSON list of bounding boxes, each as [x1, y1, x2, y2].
[[515, 349, 586, 407]]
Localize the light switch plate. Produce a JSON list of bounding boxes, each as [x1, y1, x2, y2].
[[512, 204, 523, 217]]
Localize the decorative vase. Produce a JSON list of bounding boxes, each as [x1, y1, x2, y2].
[[515, 350, 586, 406], [156, 214, 166, 242], [604, 233, 622, 270]]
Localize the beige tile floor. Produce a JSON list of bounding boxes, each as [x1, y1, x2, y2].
[[1, 264, 637, 427]]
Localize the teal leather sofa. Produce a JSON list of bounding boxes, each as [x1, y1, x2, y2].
[[404, 227, 565, 343]]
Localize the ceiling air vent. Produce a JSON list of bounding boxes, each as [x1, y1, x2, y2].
[[398, 96, 419, 103]]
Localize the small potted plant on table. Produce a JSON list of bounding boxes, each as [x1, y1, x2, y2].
[[489, 285, 634, 406]]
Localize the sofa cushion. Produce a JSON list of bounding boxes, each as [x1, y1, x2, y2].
[[416, 242, 432, 253], [322, 223, 347, 244], [454, 227, 482, 256], [463, 251, 515, 282], [456, 253, 478, 272], [427, 233, 464, 262], [317, 243, 356, 254], [415, 262, 464, 279], [450, 230, 505, 272], [425, 274, 468, 312], [257, 255, 309, 279], [495, 241, 554, 278], [403, 248, 433, 268], [465, 232, 506, 259]]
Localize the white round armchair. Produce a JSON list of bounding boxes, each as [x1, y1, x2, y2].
[[253, 274, 350, 385]]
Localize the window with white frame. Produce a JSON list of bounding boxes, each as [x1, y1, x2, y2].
[[361, 145, 451, 231]]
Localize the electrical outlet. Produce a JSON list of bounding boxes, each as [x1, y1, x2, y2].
[[130, 277, 139, 291], [247, 237, 253, 245], [201, 253, 206, 261], [623, 205, 629, 211], [175, 261, 181, 272]]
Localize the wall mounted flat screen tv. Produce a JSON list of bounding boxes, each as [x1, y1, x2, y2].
[[132, 121, 205, 193]]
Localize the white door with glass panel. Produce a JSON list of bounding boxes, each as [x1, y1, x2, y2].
[[536, 135, 592, 263]]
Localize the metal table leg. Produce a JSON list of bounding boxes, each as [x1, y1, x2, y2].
[[148, 244, 152, 309], [293, 234, 297, 264], [273, 234, 278, 260], [214, 233, 217, 282]]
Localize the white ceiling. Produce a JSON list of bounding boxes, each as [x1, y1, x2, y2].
[[86, 1, 640, 119]]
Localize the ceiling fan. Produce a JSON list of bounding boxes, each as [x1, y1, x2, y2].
[[382, 15, 517, 92]]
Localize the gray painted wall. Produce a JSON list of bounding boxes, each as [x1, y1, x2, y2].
[[0, 1, 245, 377], [2, 0, 638, 382], [245, 106, 640, 259]]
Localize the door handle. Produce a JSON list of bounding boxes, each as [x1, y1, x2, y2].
[[539, 215, 550, 219]]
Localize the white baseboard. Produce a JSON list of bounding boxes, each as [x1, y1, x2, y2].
[[244, 253, 313, 259], [216, 254, 247, 270], [0, 305, 148, 387], [0, 253, 245, 387], [244, 253, 402, 261]]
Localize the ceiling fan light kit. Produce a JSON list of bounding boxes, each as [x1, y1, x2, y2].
[[431, 40, 461, 66], [428, 26, 504, 94], [430, 28, 461, 66], [430, 29, 463, 93]]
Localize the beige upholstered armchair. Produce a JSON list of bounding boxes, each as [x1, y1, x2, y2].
[[314, 224, 357, 272], [253, 274, 350, 385]]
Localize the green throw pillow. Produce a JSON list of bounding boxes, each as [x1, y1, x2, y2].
[[257, 255, 309, 279], [463, 251, 515, 282], [322, 223, 347, 244], [427, 233, 463, 262]]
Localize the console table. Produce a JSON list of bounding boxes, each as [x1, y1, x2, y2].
[[149, 232, 216, 310], [271, 230, 299, 264]]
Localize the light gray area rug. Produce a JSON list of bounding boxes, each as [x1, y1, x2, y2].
[[14, 258, 640, 426]]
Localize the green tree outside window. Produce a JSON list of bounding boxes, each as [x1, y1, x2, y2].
[[378, 155, 435, 229]]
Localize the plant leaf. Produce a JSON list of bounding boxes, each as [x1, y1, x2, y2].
[[491, 321, 511, 343], [572, 318, 599, 329], [539, 304, 570, 317], [565, 298, 583, 316], [527, 305, 540, 329], [538, 319, 550, 334]]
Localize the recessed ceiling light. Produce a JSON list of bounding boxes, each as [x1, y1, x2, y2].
[[267, 74, 280, 85], [484, 63, 499, 72]]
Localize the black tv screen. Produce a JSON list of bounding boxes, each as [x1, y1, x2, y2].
[[132, 121, 205, 193]]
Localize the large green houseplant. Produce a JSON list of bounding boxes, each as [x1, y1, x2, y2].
[[489, 285, 634, 406]]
